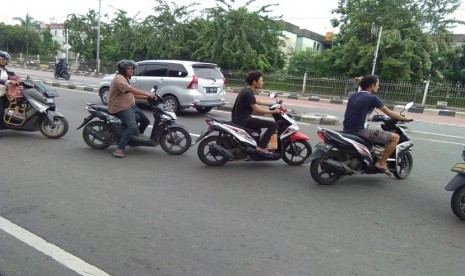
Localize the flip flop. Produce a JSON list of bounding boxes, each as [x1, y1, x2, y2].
[[113, 150, 125, 158], [376, 166, 395, 178]]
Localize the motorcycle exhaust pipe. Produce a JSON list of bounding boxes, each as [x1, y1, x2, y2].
[[324, 159, 354, 175], [209, 144, 234, 160]]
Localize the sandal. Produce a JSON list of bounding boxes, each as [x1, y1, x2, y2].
[[376, 166, 395, 178], [113, 149, 125, 158]]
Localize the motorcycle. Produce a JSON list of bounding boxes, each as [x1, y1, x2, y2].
[[76, 86, 192, 155], [306, 102, 414, 185], [54, 66, 70, 80], [193, 93, 312, 166], [1, 79, 69, 139], [445, 147, 465, 220]]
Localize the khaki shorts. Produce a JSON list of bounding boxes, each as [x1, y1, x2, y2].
[[355, 128, 391, 145]]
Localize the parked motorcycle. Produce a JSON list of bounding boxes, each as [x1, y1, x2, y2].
[[76, 86, 192, 155], [306, 102, 414, 185], [1, 79, 69, 138], [445, 147, 465, 220], [193, 94, 312, 166]]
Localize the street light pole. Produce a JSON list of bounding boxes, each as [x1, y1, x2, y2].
[[96, 0, 101, 75], [371, 26, 383, 75]]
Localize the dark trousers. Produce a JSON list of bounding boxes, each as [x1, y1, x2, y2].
[[115, 106, 150, 150], [242, 117, 277, 148]]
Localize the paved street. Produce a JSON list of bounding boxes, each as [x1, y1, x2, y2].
[[1, 73, 465, 276]]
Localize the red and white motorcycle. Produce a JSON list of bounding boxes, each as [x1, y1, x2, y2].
[[193, 94, 312, 166]]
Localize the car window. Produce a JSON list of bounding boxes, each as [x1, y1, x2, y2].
[[140, 63, 168, 77], [193, 66, 223, 79], [133, 65, 146, 76], [168, 63, 188, 78]]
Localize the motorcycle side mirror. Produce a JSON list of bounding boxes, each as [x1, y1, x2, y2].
[[151, 85, 158, 93], [404, 102, 414, 110]]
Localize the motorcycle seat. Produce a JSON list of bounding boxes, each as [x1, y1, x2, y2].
[[88, 103, 110, 113], [339, 131, 371, 145]]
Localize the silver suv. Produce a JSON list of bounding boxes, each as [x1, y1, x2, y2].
[[98, 60, 226, 113]]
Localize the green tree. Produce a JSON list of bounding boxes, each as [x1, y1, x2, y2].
[[443, 44, 465, 86], [193, 0, 285, 72], [286, 48, 333, 76], [329, 0, 462, 81], [39, 29, 61, 56]]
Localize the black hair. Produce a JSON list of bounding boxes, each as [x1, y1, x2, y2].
[[359, 75, 379, 90], [245, 70, 263, 85]]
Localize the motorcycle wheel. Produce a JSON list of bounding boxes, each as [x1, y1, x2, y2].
[[393, 151, 413, 179], [82, 121, 113, 149], [160, 127, 192, 155], [54, 73, 59, 79], [65, 73, 70, 80], [197, 135, 231, 166], [282, 140, 312, 166], [39, 117, 69, 139], [309, 151, 345, 185], [451, 186, 465, 220]]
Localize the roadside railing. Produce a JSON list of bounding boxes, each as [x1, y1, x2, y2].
[[227, 72, 465, 110]]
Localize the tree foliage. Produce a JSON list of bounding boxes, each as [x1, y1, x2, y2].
[[329, 0, 462, 82]]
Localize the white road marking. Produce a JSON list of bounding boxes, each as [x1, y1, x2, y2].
[[411, 130, 465, 139], [413, 137, 465, 145], [0, 216, 111, 276]]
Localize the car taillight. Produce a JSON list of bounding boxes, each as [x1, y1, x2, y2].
[[222, 76, 226, 87], [187, 75, 198, 89], [205, 119, 213, 126]]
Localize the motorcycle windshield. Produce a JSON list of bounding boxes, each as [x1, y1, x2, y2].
[[29, 80, 58, 97]]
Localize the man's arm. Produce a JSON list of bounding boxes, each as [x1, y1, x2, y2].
[[378, 106, 412, 121]]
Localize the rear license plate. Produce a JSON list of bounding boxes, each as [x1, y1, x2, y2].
[[206, 87, 217, 93], [451, 163, 465, 174], [316, 142, 331, 153]]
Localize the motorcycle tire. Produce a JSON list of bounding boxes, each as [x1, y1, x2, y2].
[[197, 135, 231, 166], [54, 74, 59, 79], [160, 127, 192, 155], [65, 73, 70, 80], [282, 140, 312, 166], [451, 185, 465, 220], [393, 151, 413, 179], [82, 121, 113, 149], [309, 151, 345, 185], [39, 117, 69, 139]]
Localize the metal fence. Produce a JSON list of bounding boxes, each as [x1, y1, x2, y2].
[[227, 72, 465, 110]]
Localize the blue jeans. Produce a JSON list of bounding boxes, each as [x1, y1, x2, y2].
[[115, 106, 150, 150]]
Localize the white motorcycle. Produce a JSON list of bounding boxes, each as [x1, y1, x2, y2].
[[193, 94, 312, 166]]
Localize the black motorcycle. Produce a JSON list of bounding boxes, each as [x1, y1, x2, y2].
[[445, 147, 465, 220], [306, 102, 414, 185], [1, 79, 69, 139], [76, 86, 192, 155], [54, 66, 70, 80]]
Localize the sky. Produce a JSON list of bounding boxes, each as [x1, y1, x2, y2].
[[1, 0, 464, 35]]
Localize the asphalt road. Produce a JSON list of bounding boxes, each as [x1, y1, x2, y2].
[[1, 76, 465, 276]]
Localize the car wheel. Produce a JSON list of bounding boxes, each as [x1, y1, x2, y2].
[[163, 95, 180, 113], [99, 87, 109, 105]]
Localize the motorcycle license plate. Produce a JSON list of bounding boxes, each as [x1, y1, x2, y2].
[[451, 163, 465, 174], [316, 142, 331, 153]]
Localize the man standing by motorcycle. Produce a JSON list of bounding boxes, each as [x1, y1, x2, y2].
[[108, 59, 156, 158], [343, 74, 412, 176], [0, 51, 19, 129], [231, 70, 282, 155]]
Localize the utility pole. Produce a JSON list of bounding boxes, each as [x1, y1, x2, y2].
[[371, 26, 383, 75], [96, 0, 102, 75]]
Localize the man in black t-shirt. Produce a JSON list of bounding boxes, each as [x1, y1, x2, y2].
[[231, 70, 282, 155], [343, 75, 412, 176]]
